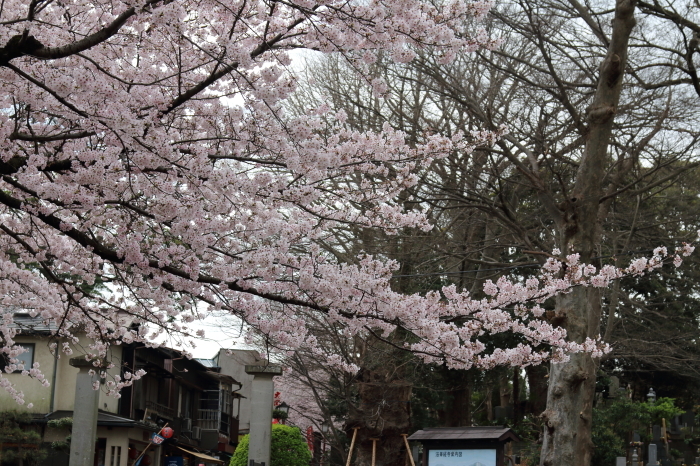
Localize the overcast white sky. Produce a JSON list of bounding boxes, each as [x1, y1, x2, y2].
[[189, 312, 249, 358]]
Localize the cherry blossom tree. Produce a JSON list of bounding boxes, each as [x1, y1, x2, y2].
[[0, 0, 500, 399], [2, 2, 700, 466], [0, 7, 695, 466]]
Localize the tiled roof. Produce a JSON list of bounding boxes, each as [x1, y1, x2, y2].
[[195, 358, 219, 369], [39, 410, 143, 428], [10, 313, 59, 333], [408, 427, 520, 442]]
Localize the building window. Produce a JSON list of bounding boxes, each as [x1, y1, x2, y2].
[[2, 344, 34, 373]]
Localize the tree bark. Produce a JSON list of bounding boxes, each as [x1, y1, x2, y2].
[[526, 365, 548, 417], [513, 369, 520, 424], [540, 289, 602, 466], [452, 383, 472, 427], [347, 376, 412, 466], [442, 371, 472, 427], [486, 384, 494, 422], [499, 373, 511, 408], [539, 1, 637, 465]]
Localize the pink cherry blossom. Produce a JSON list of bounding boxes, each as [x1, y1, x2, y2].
[[0, 0, 696, 404]]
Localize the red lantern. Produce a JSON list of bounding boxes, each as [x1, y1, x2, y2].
[[128, 449, 140, 460], [161, 427, 174, 439], [142, 455, 152, 466]]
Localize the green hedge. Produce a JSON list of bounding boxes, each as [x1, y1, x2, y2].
[[230, 424, 312, 466]]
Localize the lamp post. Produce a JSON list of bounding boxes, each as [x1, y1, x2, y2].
[[320, 421, 330, 466], [275, 401, 290, 425]]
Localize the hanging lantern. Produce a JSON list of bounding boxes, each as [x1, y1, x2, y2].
[[142, 455, 152, 466], [161, 427, 174, 438]]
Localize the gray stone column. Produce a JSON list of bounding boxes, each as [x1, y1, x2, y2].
[[647, 443, 657, 466], [245, 364, 283, 466], [68, 358, 101, 466]]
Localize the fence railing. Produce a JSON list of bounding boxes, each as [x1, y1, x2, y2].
[[198, 409, 220, 430], [145, 400, 176, 419]]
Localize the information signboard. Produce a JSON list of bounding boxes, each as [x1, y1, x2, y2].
[[428, 448, 497, 466]]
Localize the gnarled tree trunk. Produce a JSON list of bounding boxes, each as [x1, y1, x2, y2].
[[539, 1, 637, 465], [346, 374, 412, 466]]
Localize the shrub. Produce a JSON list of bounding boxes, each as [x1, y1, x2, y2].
[[230, 424, 312, 466], [591, 397, 684, 465], [0, 411, 47, 466]]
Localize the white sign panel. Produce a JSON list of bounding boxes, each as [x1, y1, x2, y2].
[[428, 449, 497, 466]]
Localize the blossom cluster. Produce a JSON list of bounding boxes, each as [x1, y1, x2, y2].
[[0, 0, 696, 404], [0, 0, 500, 402], [244, 236, 698, 376]]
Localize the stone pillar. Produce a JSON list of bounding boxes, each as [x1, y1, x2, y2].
[[608, 376, 619, 398], [68, 358, 101, 466], [245, 364, 283, 466], [616, 457, 626, 466], [646, 443, 657, 466]]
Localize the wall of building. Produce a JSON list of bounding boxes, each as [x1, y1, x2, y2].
[[42, 423, 159, 466], [123, 427, 161, 466], [54, 340, 123, 413], [0, 335, 123, 414], [0, 335, 59, 412], [102, 428, 131, 466]]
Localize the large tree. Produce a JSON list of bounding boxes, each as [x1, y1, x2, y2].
[[283, 1, 700, 465]]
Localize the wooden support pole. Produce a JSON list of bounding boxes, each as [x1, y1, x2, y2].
[[134, 423, 169, 466], [345, 427, 360, 466], [401, 434, 416, 466], [370, 438, 379, 466]]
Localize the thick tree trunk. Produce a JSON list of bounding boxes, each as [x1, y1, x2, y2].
[[486, 385, 494, 422], [513, 369, 520, 424], [499, 373, 511, 408], [539, 1, 637, 465], [526, 365, 548, 417], [540, 288, 602, 466], [346, 376, 412, 466], [442, 371, 472, 427], [452, 383, 472, 427]]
